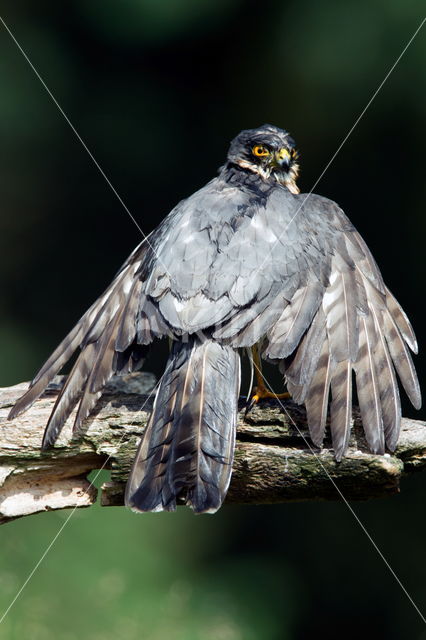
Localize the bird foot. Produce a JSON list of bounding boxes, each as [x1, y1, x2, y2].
[[245, 386, 291, 415]]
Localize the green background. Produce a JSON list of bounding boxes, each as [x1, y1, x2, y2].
[[0, 1, 425, 638]]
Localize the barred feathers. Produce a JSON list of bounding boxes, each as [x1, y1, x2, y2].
[[274, 235, 420, 460], [9, 256, 154, 447], [125, 338, 241, 514]]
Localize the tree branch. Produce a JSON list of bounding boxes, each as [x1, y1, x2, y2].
[[0, 373, 424, 523]]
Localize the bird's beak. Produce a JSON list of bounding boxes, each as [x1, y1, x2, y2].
[[274, 148, 291, 169]]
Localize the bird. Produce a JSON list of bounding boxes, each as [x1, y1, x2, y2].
[[9, 124, 421, 514]]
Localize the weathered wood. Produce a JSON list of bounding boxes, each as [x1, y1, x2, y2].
[[0, 373, 424, 523]]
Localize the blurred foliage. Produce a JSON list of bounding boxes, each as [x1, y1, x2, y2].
[[0, 1, 425, 638]]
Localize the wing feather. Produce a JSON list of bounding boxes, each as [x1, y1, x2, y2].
[[322, 254, 359, 363], [305, 337, 332, 448], [265, 282, 323, 359], [9, 303, 100, 420], [385, 287, 418, 354], [369, 303, 401, 451], [115, 277, 144, 352], [42, 342, 98, 448], [285, 308, 327, 403], [382, 308, 421, 409], [330, 360, 352, 460], [74, 315, 123, 434], [354, 312, 384, 454], [9, 245, 168, 445]]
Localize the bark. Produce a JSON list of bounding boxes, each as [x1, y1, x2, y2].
[[0, 373, 424, 524]]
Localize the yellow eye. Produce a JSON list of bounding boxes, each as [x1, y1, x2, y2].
[[252, 145, 270, 157]]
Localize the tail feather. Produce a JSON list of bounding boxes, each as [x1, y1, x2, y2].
[[125, 338, 240, 514]]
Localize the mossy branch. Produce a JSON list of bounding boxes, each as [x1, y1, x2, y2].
[[0, 373, 424, 524]]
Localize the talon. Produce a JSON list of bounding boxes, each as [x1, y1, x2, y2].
[[245, 386, 291, 415], [245, 393, 260, 416], [246, 344, 291, 416], [251, 386, 290, 402]]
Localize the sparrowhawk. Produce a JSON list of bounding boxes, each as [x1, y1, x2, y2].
[[9, 124, 421, 513]]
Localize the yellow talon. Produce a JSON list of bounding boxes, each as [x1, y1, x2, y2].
[[251, 387, 291, 403], [246, 345, 291, 415]]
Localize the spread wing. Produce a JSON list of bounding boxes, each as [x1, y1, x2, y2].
[[8, 242, 169, 446], [9, 176, 420, 460], [8, 176, 260, 446], [211, 192, 421, 459], [8, 177, 243, 445]]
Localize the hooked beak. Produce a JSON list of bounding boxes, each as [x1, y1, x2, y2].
[[274, 148, 291, 169]]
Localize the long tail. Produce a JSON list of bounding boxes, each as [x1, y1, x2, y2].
[[125, 337, 241, 514]]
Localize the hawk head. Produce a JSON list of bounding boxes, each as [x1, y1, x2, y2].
[[227, 124, 300, 193]]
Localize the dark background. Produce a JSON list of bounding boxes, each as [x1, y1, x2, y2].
[[0, 2, 425, 638]]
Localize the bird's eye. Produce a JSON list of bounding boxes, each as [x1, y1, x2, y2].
[[252, 145, 270, 157]]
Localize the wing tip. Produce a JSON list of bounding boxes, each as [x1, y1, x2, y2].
[[334, 450, 344, 463], [385, 440, 397, 454], [332, 439, 349, 462], [41, 431, 56, 450], [8, 389, 35, 420], [8, 404, 24, 421], [309, 429, 325, 450], [410, 338, 419, 355], [41, 414, 64, 449], [411, 393, 422, 411], [365, 433, 385, 456]]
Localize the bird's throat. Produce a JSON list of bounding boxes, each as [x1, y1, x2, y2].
[[234, 159, 300, 194]]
